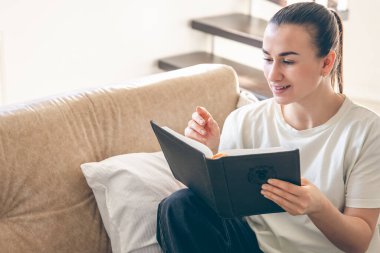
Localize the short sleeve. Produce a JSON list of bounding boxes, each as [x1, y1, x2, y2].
[[345, 118, 380, 208]]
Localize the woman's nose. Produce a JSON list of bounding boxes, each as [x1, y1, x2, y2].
[[267, 62, 283, 82]]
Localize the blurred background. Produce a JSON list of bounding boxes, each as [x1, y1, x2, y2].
[[0, 0, 379, 113]]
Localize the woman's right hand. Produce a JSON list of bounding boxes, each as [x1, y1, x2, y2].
[[184, 106, 220, 154]]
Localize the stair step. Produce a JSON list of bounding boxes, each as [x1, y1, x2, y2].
[[191, 13, 268, 48], [267, 0, 286, 6], [158, 51, 271, 100], [264, 1, 348, 19]]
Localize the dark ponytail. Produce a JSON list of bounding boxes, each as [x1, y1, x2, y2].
[[270, 2, 344, 93], [330, 9, 344, 93]]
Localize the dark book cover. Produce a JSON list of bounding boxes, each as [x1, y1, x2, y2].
[[151, 120, 300, 218]]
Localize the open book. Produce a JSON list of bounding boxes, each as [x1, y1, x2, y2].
[[161, 124, 292, 159], [151, 120, 300, 218]]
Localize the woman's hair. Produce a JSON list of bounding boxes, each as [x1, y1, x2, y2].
[[269, 2, 344, 93]]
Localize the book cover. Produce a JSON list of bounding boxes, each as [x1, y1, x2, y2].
[[151, 120, 300, 218]]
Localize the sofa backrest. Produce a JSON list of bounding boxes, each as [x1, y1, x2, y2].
[[0, 64, 240, 253]]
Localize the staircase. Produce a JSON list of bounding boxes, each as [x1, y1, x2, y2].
[[157, 0, 348, 100]]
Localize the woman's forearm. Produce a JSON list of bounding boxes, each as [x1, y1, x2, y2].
[[262, 178, 379, 252], [308, 200, 373, 253]]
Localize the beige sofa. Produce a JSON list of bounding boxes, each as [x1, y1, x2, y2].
[[0, 64, 252, 253]]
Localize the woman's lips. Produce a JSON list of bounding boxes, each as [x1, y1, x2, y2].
[[272, 85, 291, 95]]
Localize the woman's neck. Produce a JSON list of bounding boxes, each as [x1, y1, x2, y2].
[[281, 87, 345, 131]]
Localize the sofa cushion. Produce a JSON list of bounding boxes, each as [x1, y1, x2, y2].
[[0, 64, 239, 252], [81, 152, 184, 253]]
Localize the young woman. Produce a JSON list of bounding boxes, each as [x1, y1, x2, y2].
[[156, 2, 380, 253]]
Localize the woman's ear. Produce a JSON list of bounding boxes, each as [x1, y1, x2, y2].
[[321, 50, 336, 77]]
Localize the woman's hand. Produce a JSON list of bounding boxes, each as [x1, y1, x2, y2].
[[184, 106, 220, 154], [261, 177, 329, 216], [262, 177, 380, 252]]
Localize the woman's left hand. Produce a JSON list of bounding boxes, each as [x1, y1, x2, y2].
[[261, 177, 328, 216]]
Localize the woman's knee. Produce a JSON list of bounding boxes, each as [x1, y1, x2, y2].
[[158, 188, 196, 215]]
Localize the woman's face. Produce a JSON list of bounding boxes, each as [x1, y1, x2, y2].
[[262, 23, 327, 105]]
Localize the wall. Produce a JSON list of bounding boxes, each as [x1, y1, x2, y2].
[[1, 0, 379, 108], [343, 0, 380, 102], [0, 0, 248, 105], [0, 30, 4, 104]]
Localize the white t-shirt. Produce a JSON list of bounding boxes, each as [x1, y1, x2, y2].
[[219, 97, 380, 253]]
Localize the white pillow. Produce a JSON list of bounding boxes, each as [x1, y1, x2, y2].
[[81, 152, 185, 253], [237, 89, 259, 108]]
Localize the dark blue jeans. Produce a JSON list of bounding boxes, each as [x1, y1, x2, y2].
[[156, 188, 263, 253]]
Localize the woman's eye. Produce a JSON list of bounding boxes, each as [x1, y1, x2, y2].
[[282, 59, 295, 65], [263, 58, 273, 62]]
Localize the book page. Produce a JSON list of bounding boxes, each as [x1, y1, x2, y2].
[[162, 126, 214, 158], [221, 147, 293, 156], [161, 126, 294, 159]]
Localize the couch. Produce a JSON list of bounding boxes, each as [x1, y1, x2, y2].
[[0, 64, 255, 253]]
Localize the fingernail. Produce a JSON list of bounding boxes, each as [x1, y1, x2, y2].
[[200, 130, 206, 135]]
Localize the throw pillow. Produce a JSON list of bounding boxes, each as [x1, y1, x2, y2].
[[237, 89, 259, 108], [81, 152, 185, 253]]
